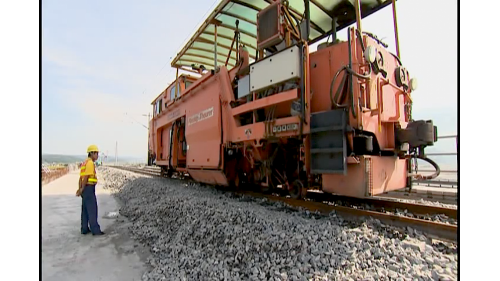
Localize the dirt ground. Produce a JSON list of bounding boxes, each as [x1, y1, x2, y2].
[[41, 171, 149, 281]]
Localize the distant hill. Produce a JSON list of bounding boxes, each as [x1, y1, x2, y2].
[[42, 154, 86, 164], [42, 154, 144, 164]]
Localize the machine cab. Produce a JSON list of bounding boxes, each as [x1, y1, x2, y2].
[[148, 74, 199, 166], [152, 74, 198, 118]]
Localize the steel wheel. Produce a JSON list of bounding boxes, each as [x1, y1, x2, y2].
[[289, 179, 304, 199]]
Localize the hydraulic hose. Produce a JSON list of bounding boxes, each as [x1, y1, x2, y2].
[[334, 71, 348, 108], [411, 155, 441, 180], [298, 42, 305, 141], [345, 66, 371, 79], [347, 30, 357, 119], [329, 67, 348, 108], [330, 66, 371, 109]]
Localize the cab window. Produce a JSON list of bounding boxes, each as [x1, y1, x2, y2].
[[155, 98, 162, 115], [170, 83, 179, 100]]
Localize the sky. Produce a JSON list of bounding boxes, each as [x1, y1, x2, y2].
[[42, 0, 457, 160]]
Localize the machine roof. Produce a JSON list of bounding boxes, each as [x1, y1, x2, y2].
[[171, 0, 394, 70]]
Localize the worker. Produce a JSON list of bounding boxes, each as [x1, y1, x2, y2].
[[76, 145, 105, 236]]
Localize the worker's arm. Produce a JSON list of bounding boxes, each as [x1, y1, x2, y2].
[[76, 175, 89, 196], [81, 175, 89, 188], [76, 160, 93, 196]]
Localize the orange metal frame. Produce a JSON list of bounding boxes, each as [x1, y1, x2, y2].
[[147, 0, 420, 198]]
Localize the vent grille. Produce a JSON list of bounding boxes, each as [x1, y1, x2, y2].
[[257, 3, 282, 49], [365, 158, 373, 196]]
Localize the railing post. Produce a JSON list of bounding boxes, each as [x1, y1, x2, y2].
[[413, 134, 458, 188]]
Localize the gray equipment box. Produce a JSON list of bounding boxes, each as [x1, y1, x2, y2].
[[249, 45, 301, 92], [237, 75, 251, 99]]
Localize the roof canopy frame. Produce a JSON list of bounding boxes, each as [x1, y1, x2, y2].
[[177, 59, 217, 70], [182, 54, 234, 67], [190, 46, 238, 60], [185, 50, 238, 66], [203, 30, 257, 50], [171, 0, 396, 69], [220, 9, 256, 25], [193, 39, 257, 60]]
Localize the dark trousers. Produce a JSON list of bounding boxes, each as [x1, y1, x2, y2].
[[81, 184, 102, 234]]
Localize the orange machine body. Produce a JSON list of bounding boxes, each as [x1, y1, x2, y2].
[[147, 0, 437, 198], [308, 30, 412, 197]]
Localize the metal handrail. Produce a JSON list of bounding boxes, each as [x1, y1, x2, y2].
[[414, 134, 458, 188], [417, 169, 457, 173], [426, 152, 457, 156], [437, 135, 456, 139]]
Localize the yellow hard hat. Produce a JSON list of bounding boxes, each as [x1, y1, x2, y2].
[[87, 145, 99, 153]]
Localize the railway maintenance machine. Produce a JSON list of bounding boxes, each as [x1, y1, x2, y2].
[[148, 0, 439, 198]]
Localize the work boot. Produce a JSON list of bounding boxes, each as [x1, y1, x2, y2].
[[81, 227, 90, 235]]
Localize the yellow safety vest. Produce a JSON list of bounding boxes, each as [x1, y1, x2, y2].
[[80, 158, 98, 185]]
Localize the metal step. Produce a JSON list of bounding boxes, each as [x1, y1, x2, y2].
[[310, 109, 347, 175]]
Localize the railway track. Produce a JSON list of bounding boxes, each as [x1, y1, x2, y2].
[[107, 165, 457, 242]]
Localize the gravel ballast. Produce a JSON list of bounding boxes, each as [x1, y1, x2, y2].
[[99, 167, 457, 281]]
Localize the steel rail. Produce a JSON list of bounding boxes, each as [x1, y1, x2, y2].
[[307, 192, 457, 219], [107, 165, 457, 242], [247, 191, 457, 242]]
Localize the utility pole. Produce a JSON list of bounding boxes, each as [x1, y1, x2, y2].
[[144, 113, 151, 165], [115, 141, 118, 165]]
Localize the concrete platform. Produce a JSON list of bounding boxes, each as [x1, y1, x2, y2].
[[42, 171, 149, 281]]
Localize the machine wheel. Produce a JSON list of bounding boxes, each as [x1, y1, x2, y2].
[[230, 173, 241, 190], [166, 169, 173, 178], [289, 179, 305, 199], [260, 182, 272, 194], [160, 167, 173, 178], [236, 172, 252, 191]]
